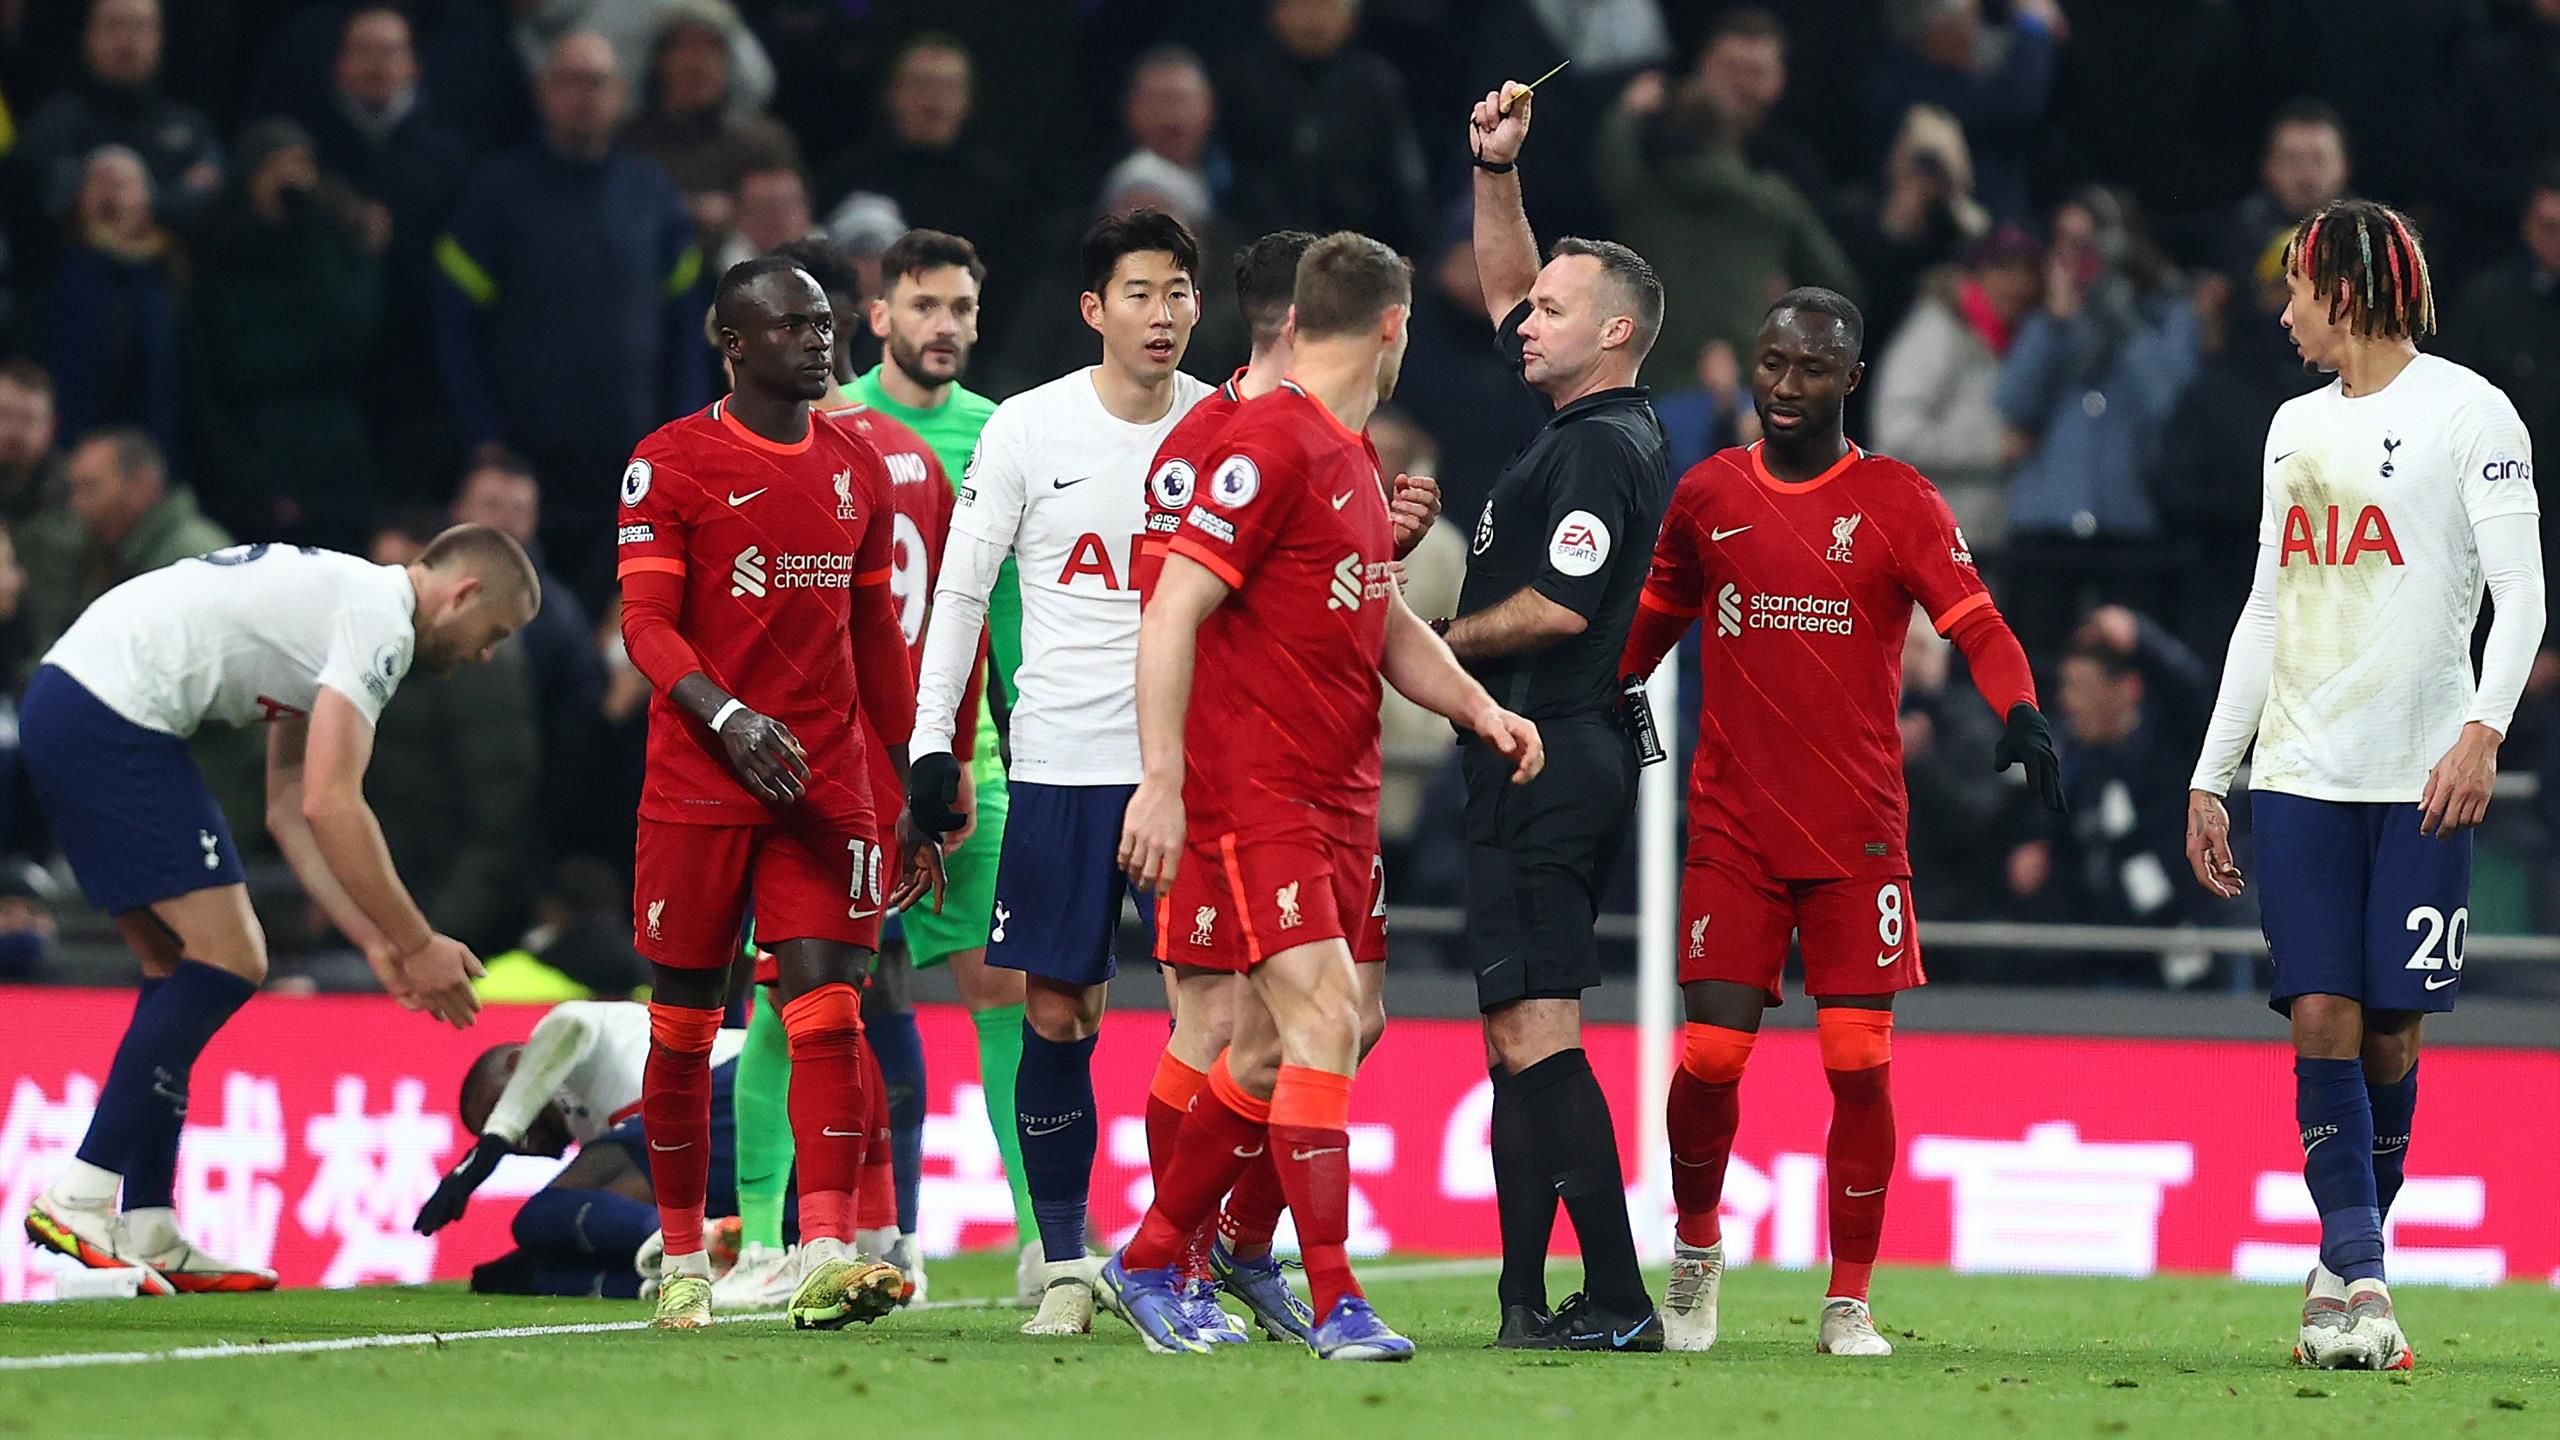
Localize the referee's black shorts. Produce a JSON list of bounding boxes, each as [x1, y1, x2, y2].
[[1461, 713, 1638, 1013]]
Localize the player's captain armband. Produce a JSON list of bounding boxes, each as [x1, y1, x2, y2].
[[621, 459, 653, 506], [619, 523, 655, 545]]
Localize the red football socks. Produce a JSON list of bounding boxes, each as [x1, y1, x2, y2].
[[1145, 1050, 1209, 1185], [1216, 1147, 1288, 1257], [1819, 1009, 1896, 1302], [1667, 1023, 1754, 1249], [783, 983, 867, 1243], [1125, 1055, 1267, 1271], [1269, 1065, 1358, 1318], [644, 1001, 723, 1259]]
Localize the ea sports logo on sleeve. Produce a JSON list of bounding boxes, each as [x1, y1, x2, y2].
[[621, 459, 653, 506], [1210, 455, 1259, 508], [1151, 458, 1198, 510], [1472, 499, 1494, 556], [1548, 509, 1611, 576]]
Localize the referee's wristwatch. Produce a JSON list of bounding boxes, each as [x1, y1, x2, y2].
[[1428, 617, 1454, 637]]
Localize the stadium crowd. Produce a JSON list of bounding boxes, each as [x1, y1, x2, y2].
[[0, 0, 2554, 992]]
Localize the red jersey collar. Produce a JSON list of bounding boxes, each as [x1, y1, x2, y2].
[[1750, 440, 1862, 494]]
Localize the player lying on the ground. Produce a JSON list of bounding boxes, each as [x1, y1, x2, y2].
[[2183, 198, 2543, 1373], [1620, 288, 2064, 1357], [25, 516, 537, 1294], [1104, 231, 1543, 1362]]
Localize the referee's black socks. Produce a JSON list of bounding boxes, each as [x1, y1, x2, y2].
[[1505, 1048, 1653, 1316], [1488, 1063, 1557, 1313]]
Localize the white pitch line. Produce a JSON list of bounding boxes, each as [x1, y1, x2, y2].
[[0, 1258, 1498, 1372]]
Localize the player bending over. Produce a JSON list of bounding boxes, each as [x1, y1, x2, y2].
[[1104, 231, 1542, 1361], [1131, 229, 1441, 1344], [618, 256, 941, 1331], [1619, 289, 2064, 1356], [904, 210, 1212, 1336], [26, 521, 535, 1292], [2184, 199, 2542, 1372]]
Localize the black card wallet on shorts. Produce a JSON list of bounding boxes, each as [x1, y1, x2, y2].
[[1619, 676, 1666, 767]]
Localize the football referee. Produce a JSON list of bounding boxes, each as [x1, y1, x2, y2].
[[1443, 82, 1671, 1351]]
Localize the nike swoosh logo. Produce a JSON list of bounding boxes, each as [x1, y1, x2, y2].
[[650, 1141, 689, 1152], [1052, 475, 1096, 490], [1290, 1147, 1344, 1161], [821, 1127, 862, 1137], [726, 488, 768, 506], [2424, 973, 2459, 990], [1232, 1145, 1266, 1159], [1876, 950, 1904, 967], [1025, 1120, 1075, 1137], [1671, 1156, 1714, 1168], [1611, 1316, 1655, 1347], [1331, 492, 1352, 510], [1845, 1185, 1886, 1198], [1710, 525, 1752, 541], [2272, 450, 2298, 465], [849, 907, 880, 920]]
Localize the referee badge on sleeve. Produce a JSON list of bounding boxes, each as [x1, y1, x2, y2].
[[1210, 455, 1259, 508], [1548, 509, 1611, 576]]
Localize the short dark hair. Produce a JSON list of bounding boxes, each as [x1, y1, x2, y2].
[[2268, 97, 2347, 148], [1127, 42, 1207, 95], [0, 359, 52, 397], [463, 446, 538, 491], [1766, 286, 1867, 359], [893, 31, 971, 81], [459, 1045, 518, 1136], [712, 254, 816, 330], [769, 236, 862, 301], [1081, 207, 1199, 297], [1551, 236, 1665, 358], [1708, 5, 1787, 48], [878, 228, 987, 293], [375, 502, 447, 550], [79, 426, 164, 486], [1292, 231, 1412, 340], [2065, 633, 2141, 681], [2531, 154, 2560, 202], [1233, 230, 1319, 346], [417, 523, 539, 609]]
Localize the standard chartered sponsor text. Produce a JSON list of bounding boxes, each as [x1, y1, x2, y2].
[[772, 552, 857, 588], [1748, 592, 1854, 634]]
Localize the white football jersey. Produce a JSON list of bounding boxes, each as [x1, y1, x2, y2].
[[44, 545, 419, 736], [2250, 355, 2537, 800], [949, 367, 1210, 784], [484, 1002, 747, 1147]]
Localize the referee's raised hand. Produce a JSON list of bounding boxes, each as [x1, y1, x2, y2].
[[1470, 82, 1532, 167]]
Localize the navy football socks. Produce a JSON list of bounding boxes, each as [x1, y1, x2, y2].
[[512, 1186, 659, 1265], [1016, 1025, 1099, 1263], [2367, 1060, 2418, 1225], [77, 961, 255, 1202], [2296, 1056, 2383, 1283], [867, 1007, 927, 1235]]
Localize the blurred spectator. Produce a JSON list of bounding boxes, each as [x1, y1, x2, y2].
[[295, 4, 472, 507], [2441, 160, 2560, 596], [248, 0, 535, 162], [1119, 45, 1227, 218], [433, 30, 705, 589], [2261, 0, 2481, 223], [9, 0, 222, 280], [1900, 610, 2018, 925], [1654, 338, 1760, 479], [1838, 104, 1989, 369], [2009, 609, 2218, 986], [2209, 100, 2349, 288], [514, 0, 777, 119], [1677, 7, 1830, 220], [364, 508, 542, 956], [2158, 232, 2324, 656], [588, 592, 651, 867], [621, 1, 801, 252], [1870, 224, 2042, 543], [1456, 0, 1677, 241], [0, 519, 55, 980], [1216, 0, 1432, 258], [186, 119, 385, 552], [1597, 65, 1860, 386], [1004, 150, 1240, 390], [450, 451, 605, 867], [714, 163, 818, 274], [1996, 187, 2199, 659], [43, 146, 184, 464], [0, 365, 81, 687], [1389, 204, 1548, 526], [2045, 0, 2255, 232], [815, 35, 1024, 295], [1369, 407, 1464, 851], [2444, 0, 2560, 276], [1863, 0, 2063, 224]]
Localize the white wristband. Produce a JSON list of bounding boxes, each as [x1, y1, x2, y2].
[[708, 698, 747, 734]]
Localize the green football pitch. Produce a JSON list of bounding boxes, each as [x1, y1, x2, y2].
[[1, 1256, 2550, 1440]]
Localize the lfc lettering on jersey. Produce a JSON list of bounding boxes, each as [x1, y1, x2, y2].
[[2279, 504, 2404, 567]]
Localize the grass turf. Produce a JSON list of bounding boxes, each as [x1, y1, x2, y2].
[[0, 1255, 2550, 1440]]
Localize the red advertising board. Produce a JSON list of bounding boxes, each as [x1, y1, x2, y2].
[[5, 988, 2554, 1298]]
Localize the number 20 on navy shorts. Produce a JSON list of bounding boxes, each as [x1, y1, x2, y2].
[[2252, 792, 2473, 1015]]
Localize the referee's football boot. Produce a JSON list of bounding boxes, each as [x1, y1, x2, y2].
[[1493, 1301, 1553, 1346], [1495, 1292, 1664, 1353]]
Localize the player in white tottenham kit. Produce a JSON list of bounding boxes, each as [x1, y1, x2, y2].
[[2185, 200, 2544, 1372], [23, 528, 539, 1292], [904, 210, 1213, 1334]]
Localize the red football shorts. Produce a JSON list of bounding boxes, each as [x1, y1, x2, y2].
[[1155, 825, 1386, 973], [634, 810, 886, 968], [1677, 833, 1924, 1004]]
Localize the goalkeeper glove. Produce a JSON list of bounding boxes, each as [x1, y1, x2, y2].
[[1994, 702, 2066, 814], [414, 1133, 510, 1235], [905, 750, 966, 835]]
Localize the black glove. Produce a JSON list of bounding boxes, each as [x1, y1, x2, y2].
[[414, 1134, 510, 1235], [1994, 702, 2066, 814], [905, 750, 966, 835]]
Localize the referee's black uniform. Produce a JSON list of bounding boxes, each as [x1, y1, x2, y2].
[[1457, 300, 1672, 1015]]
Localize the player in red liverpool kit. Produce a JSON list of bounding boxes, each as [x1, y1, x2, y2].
[[1099, 233, 1541, 1361], [617, 257, 942, 1332], [1619, 289, 2065, 1357]]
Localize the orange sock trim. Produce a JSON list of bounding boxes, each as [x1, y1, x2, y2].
[[1817, 1008, 1893, 1070], [781, 982, 861, 1035], [1269, 1065, 1352, 1132], [1150, 1050, 1210, 1112], [1205, 1052, 1271, 1124], [1680, 1022, 1757, 1085], [648, 1001, 722, 1052]]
